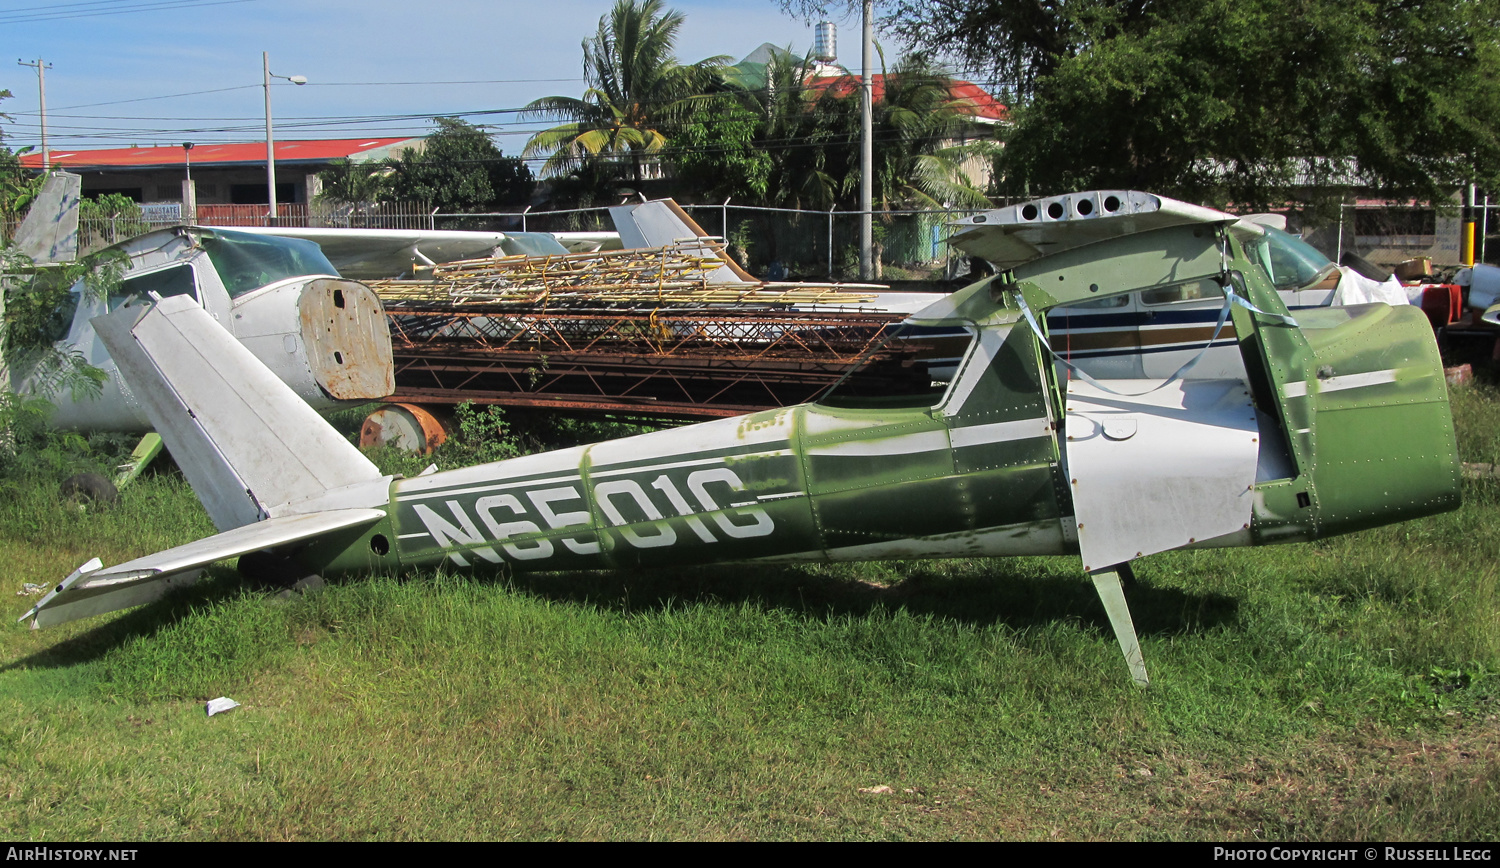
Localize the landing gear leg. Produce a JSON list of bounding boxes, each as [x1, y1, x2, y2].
[[1089, 562, 1149, 688]]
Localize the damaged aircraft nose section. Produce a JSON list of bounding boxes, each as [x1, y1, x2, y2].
[[296, 278, 395, 401]]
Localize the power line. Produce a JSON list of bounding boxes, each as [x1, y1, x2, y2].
[[40, 85, 262, 112], [312, 78, 585, 87], [0, 0, 262, 25]]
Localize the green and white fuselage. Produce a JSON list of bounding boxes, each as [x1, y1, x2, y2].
[[23, 191, 1462, 686]]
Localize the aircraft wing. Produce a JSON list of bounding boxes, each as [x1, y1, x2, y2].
[[19, 507, 386, 628], [947, 191, 1238, 270], [222, 226, 572, 278]]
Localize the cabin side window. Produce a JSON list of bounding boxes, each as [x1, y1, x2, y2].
[[1140, 278, 1224, 306], [816, 325, 976, 410], [199, 230, 338, 298], [111, 264, 198, 310], [1058, 294, 1129, 310]]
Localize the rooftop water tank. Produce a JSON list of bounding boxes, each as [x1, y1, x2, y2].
[[814, 21, 836, 62]]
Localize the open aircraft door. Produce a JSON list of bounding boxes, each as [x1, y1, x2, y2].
[[1061, 378, 1261, 572]]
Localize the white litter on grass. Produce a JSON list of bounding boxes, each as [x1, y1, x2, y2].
[[858, 785, 894, 795], [205, 697, 240, 717], [17, 584, 47, 596]]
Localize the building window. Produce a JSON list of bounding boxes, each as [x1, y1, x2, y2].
[[230, 183, 297, 205]]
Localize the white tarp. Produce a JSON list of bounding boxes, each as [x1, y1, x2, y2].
[[1331, 267, 1410, 307]]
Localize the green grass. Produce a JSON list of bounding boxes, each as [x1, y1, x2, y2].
[[0, 389, 1498, 840]]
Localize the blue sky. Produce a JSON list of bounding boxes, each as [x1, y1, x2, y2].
[[2, 0, 863, 160]]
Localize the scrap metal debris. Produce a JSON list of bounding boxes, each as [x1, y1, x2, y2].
[[205, 697, 240, 717]]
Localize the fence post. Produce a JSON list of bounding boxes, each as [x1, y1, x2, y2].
[[1483, 196, 1490, 264], [1336, 203, 1346, 262], [828, 206, 836, 280], [521, 205, 532, 233], [722, 197, 731, 240], [430, 207, 438, 231]]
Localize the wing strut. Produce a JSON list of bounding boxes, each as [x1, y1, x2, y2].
[[1089, 562, 1149, 687]]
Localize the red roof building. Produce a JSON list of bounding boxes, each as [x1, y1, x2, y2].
[[20, 137, 423, 207], [801, 74, 1008, 124]]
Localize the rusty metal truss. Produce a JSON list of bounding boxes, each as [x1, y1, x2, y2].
[[370, 242, 933, 419], [367, 241, 882, 308], [383, 304, 913, 419]]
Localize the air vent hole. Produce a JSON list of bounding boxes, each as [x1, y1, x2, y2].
[[1046, 201, 1065, 219], [1103, 195, 1122, 213], [1077, 199, 1094, 216], [1021, 204, 1039, 220]]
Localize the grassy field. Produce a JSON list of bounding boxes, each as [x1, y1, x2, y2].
[[0, 385, 1496, 841]]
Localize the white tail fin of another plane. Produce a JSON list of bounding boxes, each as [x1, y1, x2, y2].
[[12, 171, 81, 265], [608, 199, 756, 285]]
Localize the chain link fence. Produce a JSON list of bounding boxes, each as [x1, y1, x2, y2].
[[51, 199, 1009, 281], [428, 202, 1009, 282]]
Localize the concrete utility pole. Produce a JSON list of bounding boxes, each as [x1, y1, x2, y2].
[[263, 52, 307, 223], [17, 58, 51, 170], [859, 0, 873, 281]]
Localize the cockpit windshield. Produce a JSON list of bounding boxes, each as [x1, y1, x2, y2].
[[1246, 226, 1338, 289], [199, 229, 339, 298], [817, 325, 973, 409]]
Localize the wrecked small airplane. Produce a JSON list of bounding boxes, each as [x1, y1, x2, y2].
[[36, 225, 394, 432], [21, 190, 1461, 687], [2, 174, 394, 432], [226, 225, 621, 280]]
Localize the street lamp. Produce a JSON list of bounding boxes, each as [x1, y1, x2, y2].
[[182, 141, 194, 222], [263, 51, 306, 224]]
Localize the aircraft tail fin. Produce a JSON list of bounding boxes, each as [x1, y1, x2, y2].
[[608, 199, 756, 284], [92, 295, 389, 532], [12, 171, 81, 265]]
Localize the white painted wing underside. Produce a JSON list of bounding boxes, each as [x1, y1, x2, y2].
[[20, 508, 385, 628], [1064, 378, 1260, 571], [946, 191, 1237, 270]]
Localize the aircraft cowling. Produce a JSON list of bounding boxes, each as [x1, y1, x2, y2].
[[229, 278, 394, 409]]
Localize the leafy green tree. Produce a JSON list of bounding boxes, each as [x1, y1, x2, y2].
[[868, 54, 997, 211], [672, 95, 773, 201], [314, 158, 393, 206], [674, 49, 994, 211], [0, 89, 42, 228], [885, 0, 1500, 207], [524, 0, 726, 184], [389, 117, 533, 212]]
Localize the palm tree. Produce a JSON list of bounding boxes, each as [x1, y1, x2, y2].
[[870, 55, 998, 212], [523, 0, 725, 185]]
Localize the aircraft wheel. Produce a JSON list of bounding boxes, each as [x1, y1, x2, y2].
[[238, 550, 319, 590], [60, 472, 120, 510]]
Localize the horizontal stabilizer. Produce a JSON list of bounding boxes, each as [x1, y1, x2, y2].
[[20, 508, 386, 628], [92, 296, 387, 531]]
